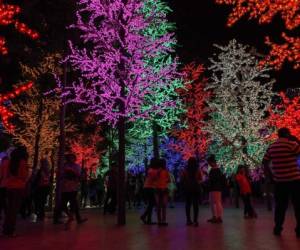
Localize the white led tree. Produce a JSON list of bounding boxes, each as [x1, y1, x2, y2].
[[206, 40, 275, 173]]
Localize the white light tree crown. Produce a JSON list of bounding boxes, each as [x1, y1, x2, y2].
[[206, 40, 275, 173]]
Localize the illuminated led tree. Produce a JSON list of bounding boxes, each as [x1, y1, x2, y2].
[[215, 0, 300, 70], [10, 86, 61, 166], [128, 0, 183, 158], [206, 40, 274, 173], [10, 54, 66, 168], [71, 133, 104, 174], [0, 0, 39, 55], [268, 93, 300, 139], [172, 63, 210, 160], [61, 0, 180, 225], [0, 81, 33, 131]]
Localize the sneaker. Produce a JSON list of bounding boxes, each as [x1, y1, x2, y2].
[[207, 217, 217, 223], [77, 218, 88, 224]]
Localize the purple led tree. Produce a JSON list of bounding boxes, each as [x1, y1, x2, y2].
[[62, 0, 179, 225]]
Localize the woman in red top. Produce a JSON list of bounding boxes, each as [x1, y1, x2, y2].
[[155, 158, 170, 226], [235, 165, 257, 219], [3, 146, 29, 236], [140, 158, 159, 225]]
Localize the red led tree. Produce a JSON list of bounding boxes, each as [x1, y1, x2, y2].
[[0, 81, 33, 131], [268, 93, 300, 140], [0, 0, 39, 55], [216, 0, 300, 70], [172, 63, 210, 160], [0, 1, 38, 131]]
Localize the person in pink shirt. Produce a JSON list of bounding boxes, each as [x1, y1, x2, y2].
[[235, 165, 257, 219], [155, 159, 170, 226], [2, 147, 29, 237]]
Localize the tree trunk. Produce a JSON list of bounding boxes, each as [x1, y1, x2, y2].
[[117, 115, 126, 225], [32, 98, 43, 170], [53, 63, 67, 223], [152, 121, 159, 159]]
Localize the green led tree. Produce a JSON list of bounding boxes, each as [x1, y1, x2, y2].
[[206, 40, 274, 173], [128, 0, 184, 159]]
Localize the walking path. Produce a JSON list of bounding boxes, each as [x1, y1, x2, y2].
[[1, 205, 300, 250]]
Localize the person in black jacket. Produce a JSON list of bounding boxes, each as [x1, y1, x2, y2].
[[207, 155, 225, 224]]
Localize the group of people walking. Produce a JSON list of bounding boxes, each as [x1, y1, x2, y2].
[[0, 127, 299, 238]]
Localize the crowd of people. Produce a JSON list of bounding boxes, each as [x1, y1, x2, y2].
[[0, 127, 299, 238]]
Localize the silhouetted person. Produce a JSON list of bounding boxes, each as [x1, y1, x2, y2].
[[34, 159, 51, 221], [2, 147, 29, 236], [61, 154, 87, 228], [140, 158, 159, 225], [181, 157, 203, 227], [207, 155, 225, 224], [0, 157, 9, 220], [155, 159, 170, 226], [236, 165, 257, 219], [263, 128, 300, 237]]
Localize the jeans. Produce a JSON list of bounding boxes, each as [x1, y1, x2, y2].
[[274, 181, 300, 233], [185, 192, 199, 223], [3, 188, 24, 235]]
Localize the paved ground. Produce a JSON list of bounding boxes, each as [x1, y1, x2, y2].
[[1, 204, 300, 250]]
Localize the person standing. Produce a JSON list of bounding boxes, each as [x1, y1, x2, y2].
[[2, 147, 29, 236], [207, 155, 225, 224], [34, 159, 51, 221], [263, 128, 300, 237], [80, 167, 88, 208], [181, 157, 203, 226], [103, 165, 117, 214], [235, 165, 257, 219], [155, 159, 170, 226], [61, 154, 87, 227], [0, 157, 9, 221], [140, 158, 159, 225]]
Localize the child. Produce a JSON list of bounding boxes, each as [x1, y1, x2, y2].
[[235, 165, 257, 219], [155, 159, 170, 226], [207, 155, 224, 224]]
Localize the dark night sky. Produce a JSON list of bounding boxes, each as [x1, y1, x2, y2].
[[0, 0, 299, 92], [169, 0, 300, 91]]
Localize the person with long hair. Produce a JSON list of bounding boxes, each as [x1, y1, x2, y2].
[[181, 157, 203, 226], [155, 158, 170, 226], [2, 146, 29, 236], [140, 158, 159, 225]]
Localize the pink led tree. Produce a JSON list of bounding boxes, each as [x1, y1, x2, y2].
[[61, 0, 180, 224]]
